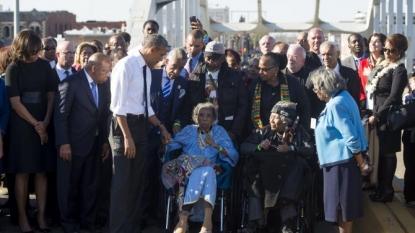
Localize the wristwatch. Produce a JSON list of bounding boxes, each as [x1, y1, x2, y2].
[[157, 122, 164, 130]]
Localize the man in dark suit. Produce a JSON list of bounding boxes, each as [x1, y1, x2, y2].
[[55, 41, 77, 81], [139, 48, 188, 228], [306, 41, 361, 118], [180, 30, 205, 79], [54, 53, 112, 233], [184, 41, 248, 143]]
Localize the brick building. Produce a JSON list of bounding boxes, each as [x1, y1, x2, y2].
[[0, 8, 124, 45]]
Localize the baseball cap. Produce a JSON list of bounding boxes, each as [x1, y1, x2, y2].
[[204, 41, 225, 59]]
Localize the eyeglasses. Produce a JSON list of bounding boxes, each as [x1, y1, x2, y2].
[[61, 51, 75, 55], [287, 55, 299, 61], [383, 47, 395, 54], [259, 66, 276, 72], [43, 46, 56, 52]]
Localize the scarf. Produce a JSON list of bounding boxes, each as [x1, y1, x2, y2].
[[251, 76, 291, 129]]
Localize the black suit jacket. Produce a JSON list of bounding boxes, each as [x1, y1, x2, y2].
[[305, 51, 322, 71], [149, 69, 188, 134], [185, 62, 248, 139], [54, 69, 111, 156], [305, 65, 361, 118]]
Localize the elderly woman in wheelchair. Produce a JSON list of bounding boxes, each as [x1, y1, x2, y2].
[[161, 102, 239, 233], [240, 101, 315, 233]]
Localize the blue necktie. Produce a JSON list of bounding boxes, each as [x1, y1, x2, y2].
[[162, 76, 171, 98], [90, 82, 98, 107], [64, 70, 70, 79]]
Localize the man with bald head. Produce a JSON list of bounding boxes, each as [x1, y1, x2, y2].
[[55, 41, 77, 81], [55, 53, 112, 233], [259, 35, 276, 54], [40, 37, 57, 68], [272, 41, 289, 54], [296, 31, 310, 52], [285, 44, 311, 87], [305, 28, 325, 70]]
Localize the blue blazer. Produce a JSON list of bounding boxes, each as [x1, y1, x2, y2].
[[54, 69, 111, 156], [315, 90, 368, 168], [149, 69, 188, 134]]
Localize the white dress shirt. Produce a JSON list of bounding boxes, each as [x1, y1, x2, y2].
[[110, 53, 155, 117]]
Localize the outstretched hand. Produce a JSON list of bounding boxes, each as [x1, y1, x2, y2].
[[190, 18, 204, 34]]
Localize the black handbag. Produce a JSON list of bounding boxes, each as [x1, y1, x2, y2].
[[387, 102, 415, 131]]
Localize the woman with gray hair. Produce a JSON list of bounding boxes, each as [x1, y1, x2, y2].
[[240, 101, 314, 233], [310, 69, 371, 233], [162, 102, 239, 233]]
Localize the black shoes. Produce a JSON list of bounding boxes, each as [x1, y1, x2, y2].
[[81, 224, 102, 233]]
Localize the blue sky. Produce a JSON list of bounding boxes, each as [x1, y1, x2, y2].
[[0, 0, 410, 23]]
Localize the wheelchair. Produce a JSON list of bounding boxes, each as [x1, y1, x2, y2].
[[235, 151, 317, 233], [160, 150, 237, 233]]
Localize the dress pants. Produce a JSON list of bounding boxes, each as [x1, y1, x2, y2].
[[139, 134, 162, 223], [109, 115, 147, 233], [57, 137, 101, 232]]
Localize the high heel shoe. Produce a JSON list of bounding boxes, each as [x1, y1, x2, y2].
[[36, 226, 51, 233], [20, 228, 34, 233]]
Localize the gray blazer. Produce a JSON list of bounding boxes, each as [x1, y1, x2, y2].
[[341, 56, 357, 71]]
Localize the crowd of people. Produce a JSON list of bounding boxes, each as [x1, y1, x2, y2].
[[0, 17, 413, 233]]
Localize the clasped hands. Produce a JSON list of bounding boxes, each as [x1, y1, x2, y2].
[[34, 121, 48, 145], [260, 139, 292, 153]]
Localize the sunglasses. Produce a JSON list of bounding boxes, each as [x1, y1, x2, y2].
[[43, 46, 56, 52], [383, 47, 395, 54], [259, 66, 276, 72]]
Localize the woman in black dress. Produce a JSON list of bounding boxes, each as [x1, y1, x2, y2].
[[5, 30, 58, 232], [366, 33, 408, 202]]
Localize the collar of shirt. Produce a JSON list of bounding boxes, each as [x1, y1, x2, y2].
[[162, 69, 175, 86], [56, 64, 72, 80], [56, 64, 71, 73], [191, 51, 203, 64], [326, 62, 340, 73], [207, 69, 219, 79], [84, 69, 96, 88], [49, 60, 56, 69]]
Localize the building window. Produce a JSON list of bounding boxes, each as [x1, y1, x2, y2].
[[3, 26, 10, 38], [59, 24, 63, 34], [35, 26, 40, 34]]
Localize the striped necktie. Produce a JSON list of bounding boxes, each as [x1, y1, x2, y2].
[[162, 76, 171, 98]]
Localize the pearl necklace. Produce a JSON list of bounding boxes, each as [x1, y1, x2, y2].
[[197, 128, 212, 150]]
